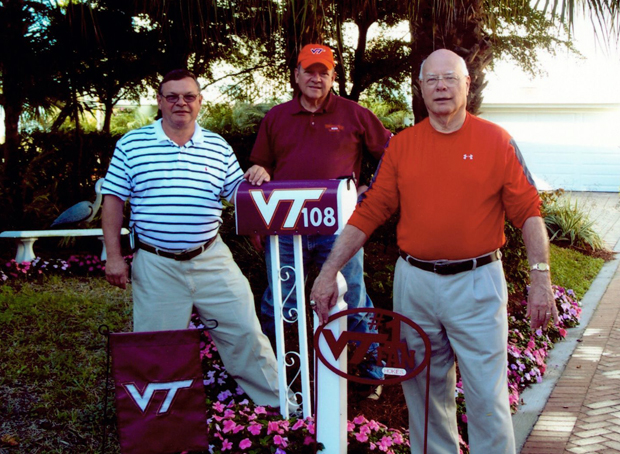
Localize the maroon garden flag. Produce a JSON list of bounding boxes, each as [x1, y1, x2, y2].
[[110, 329, 209, 454]]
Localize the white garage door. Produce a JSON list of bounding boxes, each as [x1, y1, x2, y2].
[[480, 106, 620, 192]]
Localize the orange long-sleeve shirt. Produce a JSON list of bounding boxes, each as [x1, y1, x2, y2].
[[349, 114, 542, 261]]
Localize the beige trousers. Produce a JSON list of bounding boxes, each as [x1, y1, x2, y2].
[[394, 257, 515, 454], [131, 235, 280, 407]]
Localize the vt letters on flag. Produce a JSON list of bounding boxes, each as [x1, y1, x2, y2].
[[110, 329, 209, 454]]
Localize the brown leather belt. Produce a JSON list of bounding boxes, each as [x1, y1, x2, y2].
[[136, 236, 216, 261], [399, 249, 501, 275]]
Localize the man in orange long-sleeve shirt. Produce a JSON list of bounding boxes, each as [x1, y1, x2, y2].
[[310, 49, 556, 454]]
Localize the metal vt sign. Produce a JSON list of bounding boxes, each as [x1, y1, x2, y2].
[[235, 179, 357, 236], [248, 188, 326, 229]]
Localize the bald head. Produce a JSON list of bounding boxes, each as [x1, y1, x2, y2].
[[419, 49, 469, 80]]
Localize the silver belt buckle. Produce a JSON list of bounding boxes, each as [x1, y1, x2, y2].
[[433, 260, 449, 273]]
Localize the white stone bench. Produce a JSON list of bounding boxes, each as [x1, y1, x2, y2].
[[0, 228, 130, 263]]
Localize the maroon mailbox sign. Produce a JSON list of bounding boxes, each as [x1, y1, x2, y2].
[[235, 179, 357, 236]]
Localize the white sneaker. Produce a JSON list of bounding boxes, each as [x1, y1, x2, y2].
[[367, 385, 383, 401]]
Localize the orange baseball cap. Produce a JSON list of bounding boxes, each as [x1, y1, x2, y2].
[[297, 44, 335, 69]]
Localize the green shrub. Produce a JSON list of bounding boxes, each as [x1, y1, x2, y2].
[[109, 107, 156, 135], [358, 98, 413, 133], [2, 131, 121, 230], [543, 195, 604, 251]]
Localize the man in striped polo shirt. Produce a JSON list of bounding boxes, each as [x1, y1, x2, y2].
[[101, 69, 281, 408]]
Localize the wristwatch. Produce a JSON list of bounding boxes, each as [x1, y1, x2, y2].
[[530, 263, 550, 272]]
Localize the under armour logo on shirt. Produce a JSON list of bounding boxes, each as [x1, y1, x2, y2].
[[463, 154, 473, 160]]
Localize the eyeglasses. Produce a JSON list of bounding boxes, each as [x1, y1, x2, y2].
[[161, 94, 199, 103], [422, 75, 460, 87]]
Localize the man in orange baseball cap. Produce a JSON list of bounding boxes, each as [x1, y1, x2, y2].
[[296, 44, 335, 70], [244, 44, 391, 398]]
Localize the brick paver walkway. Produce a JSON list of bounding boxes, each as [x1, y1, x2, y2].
[[521, 265, 620, 453]]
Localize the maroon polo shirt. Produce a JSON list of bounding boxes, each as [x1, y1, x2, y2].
[[250, 93, 391, 182]]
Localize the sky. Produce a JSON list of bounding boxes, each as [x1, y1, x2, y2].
[[483, 12, 620, 105]]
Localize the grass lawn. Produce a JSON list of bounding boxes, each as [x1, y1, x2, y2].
[[0, 277, 132, 453]]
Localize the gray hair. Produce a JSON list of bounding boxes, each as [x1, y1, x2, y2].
[[419, 55, 469, 80]]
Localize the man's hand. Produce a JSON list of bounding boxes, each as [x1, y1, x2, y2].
[[105, 255, 129, 289], [310, 271, 339, 324], [244, 165, 271, 186], [522, 216, 556, 331], [526, 270, 557, 330], [356, 184, 368, 197], [102, 194, 128, 289]]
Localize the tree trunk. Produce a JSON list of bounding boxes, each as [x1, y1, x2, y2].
[[102, 97, 114, 134], [347, 16, 371, 102], [1, 0, 28, 224], [409, 0, 493, 122], [1, 101, 24, 223]]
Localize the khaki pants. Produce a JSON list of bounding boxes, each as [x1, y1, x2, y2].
[[131, 235, 280, 407], [394, 257, 515, 454]]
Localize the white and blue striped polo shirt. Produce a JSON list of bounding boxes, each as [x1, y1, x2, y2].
[[101, 119, 244, 251]]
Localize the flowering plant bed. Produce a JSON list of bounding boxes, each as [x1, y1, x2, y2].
[[190, 284, 580, 454], [0, 256, 583, 453]]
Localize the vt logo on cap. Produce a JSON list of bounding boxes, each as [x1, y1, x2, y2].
[[298, 44, 335, 69]]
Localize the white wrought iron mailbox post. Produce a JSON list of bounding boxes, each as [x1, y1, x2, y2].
[[235, 178, 357, 453], [314, 281, 347, 453]]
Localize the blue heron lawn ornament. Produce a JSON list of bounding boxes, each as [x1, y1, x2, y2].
[[51, 179, 104, 228]]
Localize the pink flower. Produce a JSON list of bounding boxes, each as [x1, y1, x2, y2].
[[378, 435, 393, 451], [239, 438, 252, 449], [267, 421, 282, 434], [212, 401, 225, 412], [247, 422, 262, 436], [221, 439, 232, 451], [292, 420, 305, 431], [303, 435, 314, 445], [527, 340, 535, 349], [273, 434, 288, 447], [353, 415, 367, 425], [222, 420, 238, 433], [347, 422, 355, 432], [355, 432, 369, 442], [254, 406, 267, 415]]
